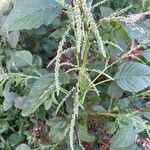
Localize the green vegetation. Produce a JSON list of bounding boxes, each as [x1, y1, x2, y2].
[[0, 0, 150, 149]]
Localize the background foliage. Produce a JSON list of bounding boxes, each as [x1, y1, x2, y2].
[[0, 0, 150, 150]]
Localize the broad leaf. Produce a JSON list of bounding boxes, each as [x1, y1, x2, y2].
[[48, 117, 69, 143], [110, 126, 136, 149], [10, 50, 33, 68], [3, 0, 62, 31], [142, 48, 150, 61], [14, 96, 27, 110], [2, 82, 16, 111], [44, 92, 58, 110], [6, 31, 20, 48], [119, 116, 145, 133], [47, 117, 66, 127], [79, 71, 90, 95], [126, 144, 141, 150], [122, 12, 150, 44], [110, 143, 141, 150], [108, 82, 123, 99], [3, 91, 16, 111], [100, 7, 113, 18], [8, 133, 25, 147], [44, 98, 53, 110], [49, 27, 67, 39], [33, 55, 43, 67], [77, 125, 95, 142], [16, 144, 31, 150], [117, 98, 129, 110], [115, 62, 150, 92], [22, 73, 70, 116], [143, 112, 150, 120], [92, 105, 106, 113], [0, 15, 20, 48], [112, 27, 129, 50], [0, 120, 9, 134]]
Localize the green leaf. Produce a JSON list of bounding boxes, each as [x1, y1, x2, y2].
[[133, 116, 145, 133], [5, 31, 20, 48], [44, 98, 53, 110], [2, 82, 16, 111], [126, 144, 141, 150], [49, 27, 67, 39], [3, 0, 62, 31], [108, 82, 123, 99], [121, 117, 145, 133], [122, 13, 150, 44], [0, 120, 9, 134], [92, 105, 106, 113], [47, 117, 67, 128], [10, 50, 33, 68], [115, 62, 150, 92], [66, 145, 82, 150], [142, 48, 150, 61], [48, 117, 69, 143], [79, 71, 90, 95], [0, 15, 20, 48], [143, 112, 150, 120], [77, 125, 95, 142], [112, 27, 129, 50], [117, 98, 129, 110], [44, 93, 58, 110], [3, 91, 16, 111], [49, 126, 69, 143], [22, 73, 70, 116], [33, 55, 43, 67], [8, 133, 25, 147], [16, 144, 31, 150], [105, 122, 117, 135], [110, 143, 141, 150], [110, 126, 136, 149], [14, 96, 27, 110], [100, 7, 113, 18]]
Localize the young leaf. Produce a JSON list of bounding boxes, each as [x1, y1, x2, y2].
[[3, 0, 62, 31], [115, 62, 150, 92]]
